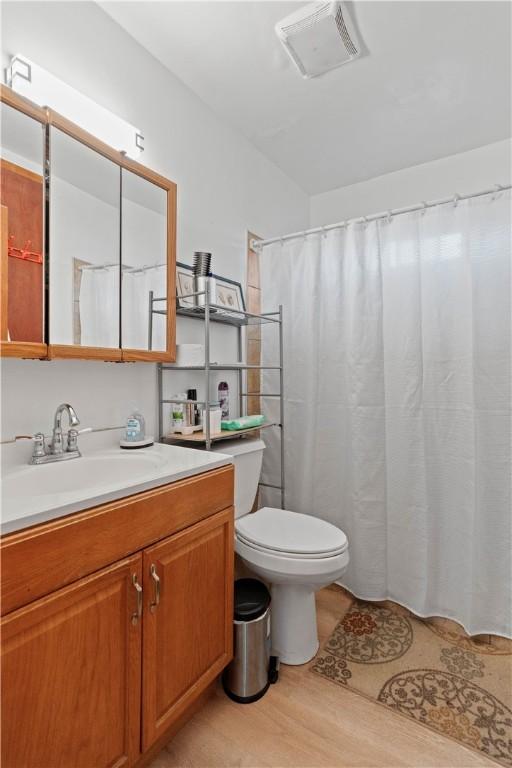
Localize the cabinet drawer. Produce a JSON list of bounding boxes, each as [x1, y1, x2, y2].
[[1, 465, 233, 615]]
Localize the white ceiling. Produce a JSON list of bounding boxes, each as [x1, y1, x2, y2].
[[100, 1, 511, 195]]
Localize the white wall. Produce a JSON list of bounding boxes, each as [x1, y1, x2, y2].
[[310, 139, 511, 226], [0, 1, 309, 453]]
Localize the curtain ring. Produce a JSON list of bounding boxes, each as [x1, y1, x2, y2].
[[386, 210, 393, 224], [322, 226, 328, 239], [453, 192, 460, 207], [420, 201, 428, 216], [362, 216, 369, 229]]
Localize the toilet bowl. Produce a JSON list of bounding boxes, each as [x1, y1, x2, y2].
[[212, 438, 349, 665]]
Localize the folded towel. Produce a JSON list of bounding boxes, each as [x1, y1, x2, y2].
[[221, 414, 265, 431]]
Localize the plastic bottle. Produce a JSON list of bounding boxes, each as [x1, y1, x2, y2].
[[171, 394, 187, 432], [126, 411, 146, 442], [218, 381, 229, 419]]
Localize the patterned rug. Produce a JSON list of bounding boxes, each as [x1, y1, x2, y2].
[[312, 599, 512, 767]]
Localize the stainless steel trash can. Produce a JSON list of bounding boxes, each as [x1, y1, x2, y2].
[[222, 579, 278, 703]]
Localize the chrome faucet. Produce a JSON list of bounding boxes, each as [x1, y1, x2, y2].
[[51, 403, 80, 456], [21, 404, 85, 465]]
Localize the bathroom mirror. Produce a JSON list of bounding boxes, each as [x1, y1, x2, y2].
[[0, 97, 46, 355], [49, 125, 121, 358], [121, 168, 168, 354]]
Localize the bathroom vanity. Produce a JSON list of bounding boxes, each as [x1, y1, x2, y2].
[[0, 447, 234, 768]]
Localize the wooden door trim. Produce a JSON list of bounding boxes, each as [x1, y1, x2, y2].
[[0, 157, 43, 184]]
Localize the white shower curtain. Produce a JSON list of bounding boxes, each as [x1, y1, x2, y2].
[[260, 190, 511, 637], [79, 266, 119, 348], [122, 265, 167, 351]]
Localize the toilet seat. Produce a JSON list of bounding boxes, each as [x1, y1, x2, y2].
[[235, 507, 348, 559], [236, 534, 345, 559]]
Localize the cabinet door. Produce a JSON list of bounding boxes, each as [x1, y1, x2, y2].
[[142, 508, 234, 750], [0, 92, 47, 359], [48, 123, 122, 360], [1, 554, 142, 768], [120, 168, 176, 363]]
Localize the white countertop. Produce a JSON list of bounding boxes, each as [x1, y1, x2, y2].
[[1, 442, 233, 535]]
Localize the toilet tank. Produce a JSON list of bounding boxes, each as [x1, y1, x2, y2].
[[212, 438, 265, 518]]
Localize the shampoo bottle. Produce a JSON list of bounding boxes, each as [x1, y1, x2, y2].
[[218, 381, 229, 419]]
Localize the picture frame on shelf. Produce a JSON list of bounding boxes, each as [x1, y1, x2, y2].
[[176, 261, 195, 309], [214, 275, 246, 314], [176, 261, 246, 315]]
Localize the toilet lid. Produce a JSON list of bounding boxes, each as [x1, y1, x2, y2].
[[235, 507, 348, 558]]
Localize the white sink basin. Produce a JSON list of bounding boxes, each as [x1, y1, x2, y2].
[[3, 452, 166, 498], [1, 443, 233, 535]]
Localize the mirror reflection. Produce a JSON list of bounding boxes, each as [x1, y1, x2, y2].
[[49, 127, 120, 349], [0, 103, 45, 344], [121, 169, 167, 352]]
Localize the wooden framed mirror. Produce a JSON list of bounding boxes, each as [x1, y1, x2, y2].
[[0, 91, 176, 363], [120, 165, 176, 362], [46, 110, 176, 362], [48, 118, 122, 360], [0, 85, 47, 359]]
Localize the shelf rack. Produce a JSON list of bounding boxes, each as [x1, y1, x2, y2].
[[151, 284, 285, 508]]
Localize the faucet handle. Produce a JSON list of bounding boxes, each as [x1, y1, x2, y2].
[[66, 426, 91, 453], [14, 433, 47, 459], [32, 432, 46, 457]]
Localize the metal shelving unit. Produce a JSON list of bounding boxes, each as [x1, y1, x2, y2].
[[151, 283, 285, 508]]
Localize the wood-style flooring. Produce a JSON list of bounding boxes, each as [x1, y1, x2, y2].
[[150, 586, 497, 768]]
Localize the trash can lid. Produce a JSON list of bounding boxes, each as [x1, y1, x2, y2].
[[234, 578, 271, 622]]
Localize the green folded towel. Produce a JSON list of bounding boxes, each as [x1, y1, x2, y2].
[[221, 414, 265, 431]]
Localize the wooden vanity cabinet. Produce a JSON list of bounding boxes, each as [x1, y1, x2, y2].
[[1, 555, 143, 768], [142, 509, 234, 750], [0, 466, 234, 768]]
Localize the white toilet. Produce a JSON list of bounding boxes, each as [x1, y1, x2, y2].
[[216, 438, 349, 665]]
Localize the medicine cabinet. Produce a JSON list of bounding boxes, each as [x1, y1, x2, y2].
[[0, 85, 177, 362], [0, 87, 47, 358]]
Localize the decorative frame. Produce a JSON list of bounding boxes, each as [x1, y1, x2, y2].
[[176, 261, 246, 314], [176, 261, 195, 309], [215, 274, 246, 313]]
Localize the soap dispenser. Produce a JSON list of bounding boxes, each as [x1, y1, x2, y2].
[[120, 410, 154, 449]]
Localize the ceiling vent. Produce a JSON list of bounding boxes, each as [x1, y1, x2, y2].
[[275, 2, 361, 79]]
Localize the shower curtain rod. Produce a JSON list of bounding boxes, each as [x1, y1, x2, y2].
[[250, 183, 511, 251], [79, 262, 165, 273]]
